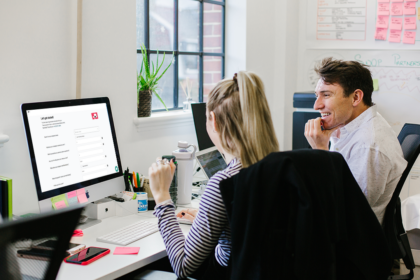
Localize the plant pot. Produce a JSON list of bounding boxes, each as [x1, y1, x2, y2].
[[138, 90, 152, 117]]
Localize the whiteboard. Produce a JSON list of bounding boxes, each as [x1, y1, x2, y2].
[[306, 0, 420, 49]]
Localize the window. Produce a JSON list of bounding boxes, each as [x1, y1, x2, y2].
[[136, 0, 225, 111]]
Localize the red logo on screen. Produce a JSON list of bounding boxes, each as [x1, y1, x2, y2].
[[91, 112, 98, 120]]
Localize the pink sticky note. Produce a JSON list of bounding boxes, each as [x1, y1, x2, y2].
[[404, 2, 417, 15], [375, 28, 388, 40], [391, 3, 403, 15], [67, 191, 77, 199], [403, 30, 416, 44], [389, 30, 402, 42], [55, 200, 67, 209], [405, 17, 417, 30], [76, 188, 85, 196], [405, 0, 418, 2], [78, 193, 88, 203], [113, 247, 140, 255], [390, 17, 403, 30], [378, 3, 390, 15], [378, 0, 390, 2], [391, 0, 403, 2], [377, 16, 389, 28]]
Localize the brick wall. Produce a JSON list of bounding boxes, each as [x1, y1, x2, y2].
[[203, 3, 223, 101]]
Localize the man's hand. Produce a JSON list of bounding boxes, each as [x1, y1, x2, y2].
[[304, 118, 340, 150], [148, 158, 176, 204]]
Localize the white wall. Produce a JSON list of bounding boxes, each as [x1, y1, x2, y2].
[[0, 0, 77, 214], [245, 0, 299, 151], [0, 0, 301, 215]]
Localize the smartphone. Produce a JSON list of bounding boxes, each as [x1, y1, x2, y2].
[[17, 248, 53, 261], [64, 247, 110, 265], [32, 240, 86, 256]]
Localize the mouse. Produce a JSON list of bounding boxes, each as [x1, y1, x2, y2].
[[79, 214, 88, 224]]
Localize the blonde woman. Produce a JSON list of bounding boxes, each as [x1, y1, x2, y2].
[[148, 71, 279, 279]]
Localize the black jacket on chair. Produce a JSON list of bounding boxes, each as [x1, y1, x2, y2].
[[219, 150, 392, 280]]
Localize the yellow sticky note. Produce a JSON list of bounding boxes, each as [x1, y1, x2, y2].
[[418, 8, 420, 21], [51, 194, 69, 210], [373, 79, 379, 91]]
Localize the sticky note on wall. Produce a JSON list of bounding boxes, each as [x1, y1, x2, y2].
[[405, 17, 417, 30], [375, 28, 388, 40], [373, 79, 379, 91], [391, 3, 403, 16], [389, 30, 402, 43], [390, 17, 403, 30], [403, 31, 416, 44], [377, 16, 389, 28], [404, 2, 416, 15], [378, 3, 390, 15]]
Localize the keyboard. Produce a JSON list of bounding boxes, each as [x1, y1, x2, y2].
[[97, 220, 159, 246]]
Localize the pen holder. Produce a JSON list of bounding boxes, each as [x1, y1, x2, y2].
[[116, 199, 138, 217]]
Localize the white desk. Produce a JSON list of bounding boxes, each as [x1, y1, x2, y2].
[[56, 200, 199, 280]]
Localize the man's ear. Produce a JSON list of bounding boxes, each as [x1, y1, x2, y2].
[[352, 89, 364, 107]]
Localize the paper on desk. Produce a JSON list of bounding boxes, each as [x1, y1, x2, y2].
[[402, 194, 420, 231], [51, 194, 69, 210], [113, 247, 140, 255]]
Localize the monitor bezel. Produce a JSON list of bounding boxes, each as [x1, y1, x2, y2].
[[21, 97, 123, 201]]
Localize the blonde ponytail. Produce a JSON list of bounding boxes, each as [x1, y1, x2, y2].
[[207, 71, 279, 167]]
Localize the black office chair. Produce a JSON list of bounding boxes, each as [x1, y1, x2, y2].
[[383, 124, 420, 280], [0, 206, 83, 280]]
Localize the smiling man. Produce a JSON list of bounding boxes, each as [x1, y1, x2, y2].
[[305, 57, 407, 224]]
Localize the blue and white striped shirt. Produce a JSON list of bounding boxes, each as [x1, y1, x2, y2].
[[153, 158, 242, 278]]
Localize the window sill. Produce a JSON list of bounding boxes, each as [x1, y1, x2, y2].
[[133, 110, 193, 132]]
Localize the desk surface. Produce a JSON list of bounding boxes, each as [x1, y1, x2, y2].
[[56, 201, 198, 280]]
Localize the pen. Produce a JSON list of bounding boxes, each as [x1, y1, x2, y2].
[[136, 173, 141, 191], [133, 172, 138, 188], [128, 177, 134, 192]]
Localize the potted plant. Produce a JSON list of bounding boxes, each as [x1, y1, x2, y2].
[[137, 44, 174, 117]]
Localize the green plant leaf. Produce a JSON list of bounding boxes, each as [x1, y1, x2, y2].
[[153, 90, 168, 111]]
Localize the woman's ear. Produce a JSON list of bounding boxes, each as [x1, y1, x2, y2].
[[210, 111, 218, 133]]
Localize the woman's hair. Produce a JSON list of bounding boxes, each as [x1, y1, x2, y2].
[[207, 71, 279, 168]]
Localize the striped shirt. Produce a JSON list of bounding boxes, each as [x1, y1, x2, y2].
[[153, 158, 242, 278]]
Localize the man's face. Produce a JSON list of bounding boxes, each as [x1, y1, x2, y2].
[[314, 79, 354, 130]]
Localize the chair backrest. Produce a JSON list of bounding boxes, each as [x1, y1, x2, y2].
[[383, 124, 420, 270], [0, 206, 83, 280]]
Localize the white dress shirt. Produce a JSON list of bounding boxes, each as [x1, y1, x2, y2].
[[330, 105, 407, 224]]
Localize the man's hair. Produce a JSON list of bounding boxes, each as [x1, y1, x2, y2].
[[314, 58, 374, 106]]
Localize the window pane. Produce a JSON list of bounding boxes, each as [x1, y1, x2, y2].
[[150, 0, 174, 51], [203, 56, 222, 102], [136, 0, 145, 49], [179, 0, 199, 52], [137, 53, 175, 110], [203, 3, 223, 53], [178, 55, 199, 107]]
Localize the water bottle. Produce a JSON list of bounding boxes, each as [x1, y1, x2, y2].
[[172, 141, 197, 205]]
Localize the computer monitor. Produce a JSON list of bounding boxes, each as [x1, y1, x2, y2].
[[191, 103, 214, 151], [21, 97, 124, 213]]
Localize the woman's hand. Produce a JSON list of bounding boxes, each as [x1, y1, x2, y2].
[[176, 208, 199, 222], [148, 158, 176, 204]]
